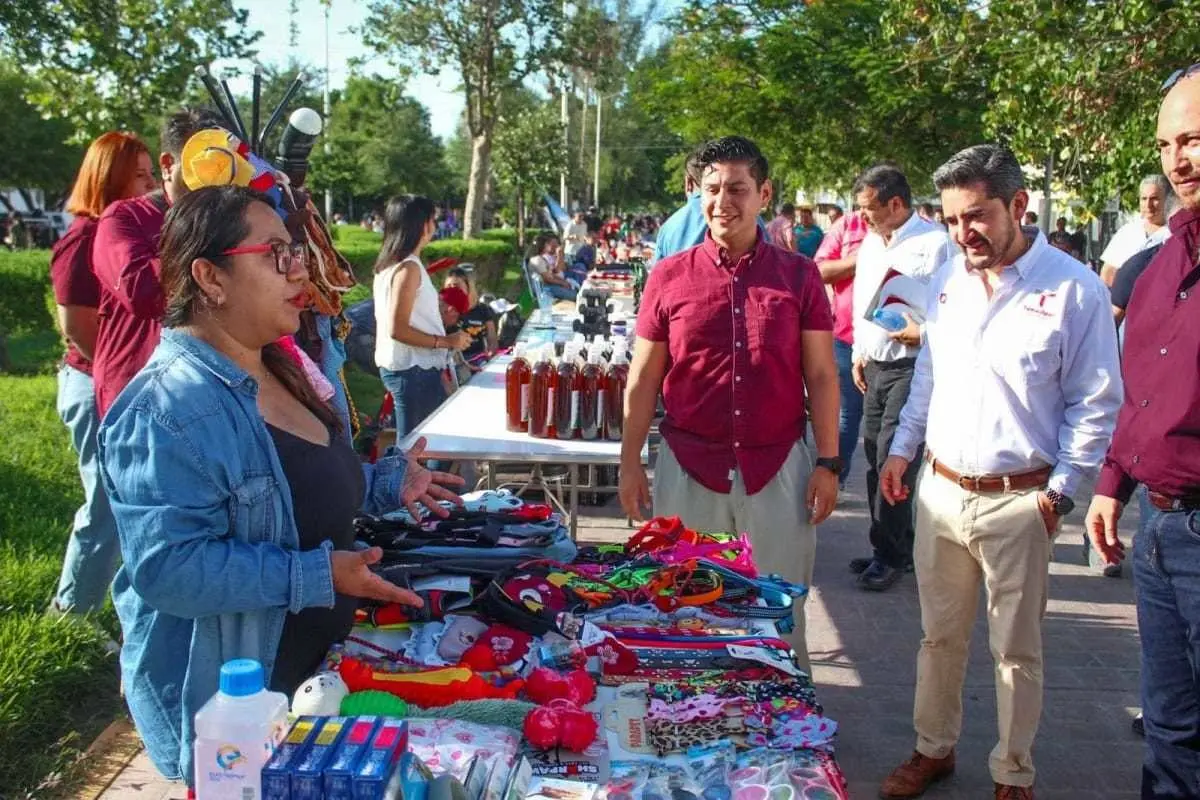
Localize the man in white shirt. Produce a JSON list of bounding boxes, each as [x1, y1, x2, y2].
[[1099, 174, 1173, 286], [875, 144, 1122, 800], [564, 210, 590, 259], [849, 163, 955, 591]]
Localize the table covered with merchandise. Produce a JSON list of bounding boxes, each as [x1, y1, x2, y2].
[[257, 492, 848, 800], [397, 311, 643, 538]]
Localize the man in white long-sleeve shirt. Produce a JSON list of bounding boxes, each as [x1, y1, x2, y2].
[[849, 163, 955, 591], [875, 144, 1123, 800]]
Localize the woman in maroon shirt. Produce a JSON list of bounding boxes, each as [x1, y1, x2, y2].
[[50, 131, 156, 615]]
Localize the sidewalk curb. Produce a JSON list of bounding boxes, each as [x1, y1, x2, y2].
[[70, 718, 142, 800]]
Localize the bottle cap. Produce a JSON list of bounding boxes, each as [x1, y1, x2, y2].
[[588, 348, 604, 365], [610, 347, 628, 365], [219, 659, 264, 697]]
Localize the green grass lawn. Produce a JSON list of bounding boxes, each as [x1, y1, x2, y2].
[[0, 241, 522, 797], [0, 328, 125, 798]]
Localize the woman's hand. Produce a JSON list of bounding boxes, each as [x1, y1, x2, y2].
[[446, 330, 473, 351], [331, 547, 424, 606], [402, 436, 465, 519]]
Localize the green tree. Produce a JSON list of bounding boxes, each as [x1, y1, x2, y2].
[[641, 0, 989, 195], [308, 74, 449, 213], [492, 104, 570, 248], [883, 0, 1200, 211], [0, 62, 81, 197], [363, 0, 565, 238], [0, 0, 259, 142]]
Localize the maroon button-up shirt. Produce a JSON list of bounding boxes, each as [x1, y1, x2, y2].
[[1096, 206, 1200, 503], [92, 192, 167, 416], [637, 233, 833, 495]]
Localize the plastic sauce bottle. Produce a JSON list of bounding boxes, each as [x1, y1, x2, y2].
[[604, 346, 629, 441], [193, 659, 289, 800], [555, 344, 580, 440], [578, 348, 605, 440], [529, 345, 555, 439], [505, 343, 532, 432]]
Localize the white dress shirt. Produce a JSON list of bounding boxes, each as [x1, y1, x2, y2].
[[852, 212, 955, 363], [1100, 217, 1170, 270], [890, 230, 1123, 498]]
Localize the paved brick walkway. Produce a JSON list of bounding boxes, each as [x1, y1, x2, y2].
[[85, 456, 1145, 799]]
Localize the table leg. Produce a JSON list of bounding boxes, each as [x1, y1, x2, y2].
[[569, 463, 579, 539]]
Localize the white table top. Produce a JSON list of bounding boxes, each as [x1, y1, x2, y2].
[[398, 352, 647, 465]]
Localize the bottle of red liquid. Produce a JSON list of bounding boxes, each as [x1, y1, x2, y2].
[[505, 343, 531, 432], [578, 348, 604, 440], [529, 345, 555, 439], [604, 346, 628, 441], [554, 344, 580, 440]]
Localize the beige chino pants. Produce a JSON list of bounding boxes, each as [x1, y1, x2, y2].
[[911, 462, 1053, 788], [652, 440, 817, 674]]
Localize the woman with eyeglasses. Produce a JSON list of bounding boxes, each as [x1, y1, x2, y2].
[[373, 194, 473, 435], [98, 186, 463, 788]]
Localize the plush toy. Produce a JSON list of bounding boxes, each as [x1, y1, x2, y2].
[[522, 699, 599, 752], [524, 667, 596, 706], [340, 689, 410, 717], [292, 671, 349, 716]]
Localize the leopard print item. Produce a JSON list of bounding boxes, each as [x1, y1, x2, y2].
[[647, 715, 745, 755]]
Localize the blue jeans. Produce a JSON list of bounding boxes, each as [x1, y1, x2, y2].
[[544, 282, 577, 301], [834, 339, 864, 484], [379, 366, 446, 437], [54, 364, 120, 613], [1134, 505, 1200, 798]]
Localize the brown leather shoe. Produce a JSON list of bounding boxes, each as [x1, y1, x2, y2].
[[878, 750, 955, 799], [994, 784, 1033, 800]]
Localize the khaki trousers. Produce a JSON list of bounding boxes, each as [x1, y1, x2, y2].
[[912, 462, 1052, 788], [652, 440, 816, 674]]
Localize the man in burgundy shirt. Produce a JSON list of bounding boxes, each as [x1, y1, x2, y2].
[[1085, 66, 1200, 798], [619, 136, 841, 671], [92, 107, 222, 415]]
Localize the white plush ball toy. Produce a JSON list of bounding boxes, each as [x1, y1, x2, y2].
[[291, 671, 349, 716]]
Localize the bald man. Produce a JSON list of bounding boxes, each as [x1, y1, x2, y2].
[[1086, 65, 1200, 799]]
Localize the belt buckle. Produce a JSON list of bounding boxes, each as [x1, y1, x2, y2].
[[957, 475, 973, 491]]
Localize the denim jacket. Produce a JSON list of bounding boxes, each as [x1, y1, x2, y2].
[[97, 328, 408, 785]]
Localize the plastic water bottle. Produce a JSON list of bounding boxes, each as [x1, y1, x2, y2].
[[538, 286, 554, 316], [871, 308, 909, 332], [194, 659, 290, 799]]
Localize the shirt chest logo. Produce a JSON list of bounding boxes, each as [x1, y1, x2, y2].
[[1021, 290, 1060, 318]]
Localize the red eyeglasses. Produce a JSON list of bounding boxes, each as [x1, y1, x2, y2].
[[219, 241, 306, 274]]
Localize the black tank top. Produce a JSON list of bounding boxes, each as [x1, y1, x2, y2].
[[267, 423, 365, 695]]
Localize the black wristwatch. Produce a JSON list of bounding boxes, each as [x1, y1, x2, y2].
[[1045, 487, 1075, 516], [815, 456, 843, 476]]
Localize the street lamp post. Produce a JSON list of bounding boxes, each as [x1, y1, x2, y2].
[[323, 0, 333, 221], [593, 94, 602, 209]]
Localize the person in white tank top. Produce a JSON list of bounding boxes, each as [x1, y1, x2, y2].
[[371, 195, 472, 435]]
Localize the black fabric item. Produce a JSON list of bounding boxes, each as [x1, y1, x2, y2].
[[459, 302, 495, 359], [1111, 243, 1164, 312], [863, 359, 923, 569], [267, 423, 365, 696]]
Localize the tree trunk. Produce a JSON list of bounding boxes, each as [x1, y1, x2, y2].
[[516, 188, 526, 251], [463, 129, 493, 239]]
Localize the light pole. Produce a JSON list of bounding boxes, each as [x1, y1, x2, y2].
[[593, 93, 602, 209], [323, 0, 333, 221], [559, 0, 570, 213]]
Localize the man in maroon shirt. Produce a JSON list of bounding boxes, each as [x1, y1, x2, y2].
[[91, 107, 222, 416], [1085, 66, 1200, 798], [618, 136, 841, 671]]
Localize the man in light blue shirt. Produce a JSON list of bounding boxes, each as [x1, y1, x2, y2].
[[653, 146, 767, 265]]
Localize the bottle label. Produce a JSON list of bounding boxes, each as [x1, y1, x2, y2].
[[598, 390, 606, 426], [571, 391, 580, 429], [521, 385, 530, 421], [547, 388, 555, 420]]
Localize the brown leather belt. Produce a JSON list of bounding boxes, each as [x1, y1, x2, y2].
[[925, 452, 1051, 493], [1147, 491, 1200, 512]]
